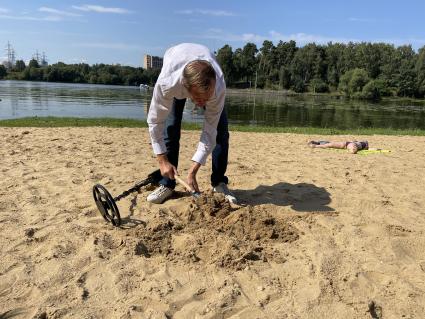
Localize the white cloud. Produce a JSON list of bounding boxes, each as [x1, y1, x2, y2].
[[0, 8, 9, 13], [66, 57, 88, 64], [201, 29, 360, 45], [200, 29, 425, 50], [407, 37, 425, 46], [176, 9, 234, 17], [269, 31, 360, 45], [348, 17, 376, 22], [39, 7, 82, 17], [0, 14, 62, 21], [120, 20, 140, 25], [373, 37, 425, 47], [72, 5, 131, 14], [73, 42, 142, 50]]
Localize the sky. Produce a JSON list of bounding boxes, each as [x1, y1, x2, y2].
[[1, 0, 425, 67]]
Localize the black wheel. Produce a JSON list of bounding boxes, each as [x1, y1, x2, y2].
[[93, 184, 121, 226]]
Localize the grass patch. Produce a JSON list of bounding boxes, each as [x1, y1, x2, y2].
[[0, 117, 149, 128], [228, 125, 425, 136], [1, 116, 425, 136]]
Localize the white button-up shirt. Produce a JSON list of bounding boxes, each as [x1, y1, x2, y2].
[[147, 43, 226, 165]]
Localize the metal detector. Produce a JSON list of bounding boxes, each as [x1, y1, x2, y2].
[[92, 171, 200, 227]]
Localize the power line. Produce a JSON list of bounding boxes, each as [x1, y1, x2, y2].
[[41, 52, 48, 66], [4, 41, 15, 69]]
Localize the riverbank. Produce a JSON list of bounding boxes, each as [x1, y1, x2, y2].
[[2, 116, 425, 136], [1, 127, 425, 318], [227, 88, 425, 105]]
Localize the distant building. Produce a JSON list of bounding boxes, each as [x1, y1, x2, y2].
[[143, 54, 163, 70]]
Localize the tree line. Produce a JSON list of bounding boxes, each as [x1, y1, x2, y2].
[[216, 41, 425, 100], [1, 40, 425, 100], [0, 59, 160, 86]]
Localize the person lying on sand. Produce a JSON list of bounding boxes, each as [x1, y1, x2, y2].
[[308, 140, 377, 154]]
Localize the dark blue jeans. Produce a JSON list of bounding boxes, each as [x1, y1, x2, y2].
[[151, 98, 229, 189]]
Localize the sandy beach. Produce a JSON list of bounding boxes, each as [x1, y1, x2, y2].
[[1, 127, 425, 318]]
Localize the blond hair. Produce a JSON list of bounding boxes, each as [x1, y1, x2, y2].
[[182, 60, 216, 94]]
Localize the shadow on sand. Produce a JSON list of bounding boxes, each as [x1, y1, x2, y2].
[[119, 190, 190, 229], [233, 182, 334, 212], [0, 309, 26, 319]]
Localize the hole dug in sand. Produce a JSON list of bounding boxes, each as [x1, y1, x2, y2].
[[123, 190, 300, 269]]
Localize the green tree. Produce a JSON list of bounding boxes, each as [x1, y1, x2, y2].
[[44, 66, 59, 82], [14, 60, 26, 72], [216, 45, 235, 84], [28, 59, 40, 68], [5, 39, 425, 98], [275, 40, 297, 67], [310, 78, 329, 93], [325, 42, 345, 89], [393, 45, 416, 97], [355, 42, 383, 78], [338, 69, 353, 95], [292, 77, 306, 93], [232, 48, 243, 83], [379, 44, 401, 91], [26, 67, 43, 81], [279, 66, 291, 89], [240, 42, 258, 82], [415, 46, 425, 97], [397, 62, 417, 97], [275, 40, 297, 89], [349, 68, 369, 93], [338, 68, 369, 96], [0, 65, 7, 78], [361, 80, 381, 100], [258, 40, 275, 87], [341, 42, 357, 73], [290, 43, 326, 92]]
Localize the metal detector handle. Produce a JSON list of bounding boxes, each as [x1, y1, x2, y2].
[[174, 175, 201, 198]]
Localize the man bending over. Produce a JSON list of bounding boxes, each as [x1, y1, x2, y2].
[[147, 43, 237, 204]]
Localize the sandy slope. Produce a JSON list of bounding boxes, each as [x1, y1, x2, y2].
[[1, 127, 425, 318]]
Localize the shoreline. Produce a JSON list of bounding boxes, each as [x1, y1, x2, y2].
[[1, 116, 425, 136]]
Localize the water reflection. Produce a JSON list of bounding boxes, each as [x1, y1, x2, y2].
[[226, 93, 425, 129], [1, 80, 425, 129], [0, 80, 148, 119]]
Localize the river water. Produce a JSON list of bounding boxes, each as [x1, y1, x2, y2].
[[1, 80, 425, 129]]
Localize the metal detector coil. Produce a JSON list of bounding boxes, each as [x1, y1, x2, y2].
[[92, 174, 155, 227]]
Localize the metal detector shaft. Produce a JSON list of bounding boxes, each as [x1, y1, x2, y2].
[[114, 176, 155, 202]]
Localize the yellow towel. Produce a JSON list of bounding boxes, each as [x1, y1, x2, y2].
[[324, 148, 391, 155], [357, 149, 391, 155]]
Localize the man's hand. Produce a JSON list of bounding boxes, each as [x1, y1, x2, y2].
[[157, 154, 177, 179], [187, 162, 201, 193]]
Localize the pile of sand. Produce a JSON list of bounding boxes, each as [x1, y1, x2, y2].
[[107, 191, 299, 271]]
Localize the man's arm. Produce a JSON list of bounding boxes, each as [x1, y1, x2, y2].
[[187, 161, 201, 192], [191, 82, 226, 165], [186, 81, 225, 192], [147, 84, 176, 179], [147, 84, 173, 154]]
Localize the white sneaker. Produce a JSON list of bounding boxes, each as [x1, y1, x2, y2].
[[147, 185, 173, 204], [213, 182, 238, 204]]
